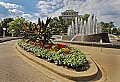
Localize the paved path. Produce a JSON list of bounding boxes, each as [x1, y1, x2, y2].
[[0, 40, 54, 82], [64, 43, 120, 82], [1, 39, 120, 82]]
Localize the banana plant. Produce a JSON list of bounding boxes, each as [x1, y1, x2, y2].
[[21, 17, 53, 47]]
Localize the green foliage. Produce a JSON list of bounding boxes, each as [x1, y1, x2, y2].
[[0, 18, 13, 28], [65, 19, 72, 31], [117, 27, 120, 34], [20, 17, 53, 46], [18, 40, 90, 71], [49, 17, 62, 34], [100, 21, 115, 33], [49, 16, 72, 34], [112, 28, 118, 34], [0, 18, 14, 35], [84, 14, 90, 23], [80, 14, 90, 24], [7, 17, 25, 36]]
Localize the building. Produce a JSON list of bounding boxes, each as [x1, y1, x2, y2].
[[61, 10, 80, 24]]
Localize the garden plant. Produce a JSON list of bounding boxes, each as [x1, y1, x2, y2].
[[18, 17, 90, 71]]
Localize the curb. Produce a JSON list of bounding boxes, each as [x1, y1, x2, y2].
[[91, 57, 107, 82], [54, 40, 120, 49], [14, 42, 100, 81], [0, 37, 22, 43]]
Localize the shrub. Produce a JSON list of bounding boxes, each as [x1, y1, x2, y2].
[[18, 40, 90, 71]]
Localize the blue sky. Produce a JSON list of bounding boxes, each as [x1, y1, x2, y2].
[[0, 0, 120, 27]]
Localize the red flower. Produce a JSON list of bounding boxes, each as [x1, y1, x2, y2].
[[26, 41, 30, 44], [31, 42, 37, 46], [41, 45, 44, 48], [57, 44, 66, 49], [47, 44, 53, 49], [39, 41, 43, 45], [37, 41, 43, 47], [31, 42, 34, 45]]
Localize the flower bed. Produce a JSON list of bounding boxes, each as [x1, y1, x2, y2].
[[18, 40, 90, 71]]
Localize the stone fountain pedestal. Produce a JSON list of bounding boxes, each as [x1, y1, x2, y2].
[[62, 33, 110, 43]]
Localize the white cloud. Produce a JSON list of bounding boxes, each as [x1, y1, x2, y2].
[[30, 19, 38, 23], [0, 2, 22, 9], [8, 9, 24, 15], [34, 13, 40, 17], [0, 1, 34, 22], [0, 1, 24, 21], [36, 0, 64, 17], [35, 0, 120, 27], [53, 0, 62, 3], [23, 14, 33, 18], [0, 0, 120, 27]]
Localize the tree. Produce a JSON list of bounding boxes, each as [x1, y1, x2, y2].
[[0, 18, 14, 36], [59, 16, 64, 33], [65, 19, 72, 32], [100, 21, 115, 34], [49, 16, 72, 35], [49, 17, 59, 35], [112, 28, 117, 34], [84, 14, 90, 24], [117, 27, 120, 34], [7, 17, 25, 36], [49, 17, 63, 35]]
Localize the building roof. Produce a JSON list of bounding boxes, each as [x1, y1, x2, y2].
[[62, 10, 78, 13]]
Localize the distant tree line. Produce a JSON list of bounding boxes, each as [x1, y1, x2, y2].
[[0, 17, 72, 36], [0, 18, 14, 36], [49, 16, 72, 35], [0, 17, 27, 36], [1, 16, 120, 37], [100, 21, 120, 34]]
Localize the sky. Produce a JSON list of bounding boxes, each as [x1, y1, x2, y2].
[[0, 0, 120, 27]]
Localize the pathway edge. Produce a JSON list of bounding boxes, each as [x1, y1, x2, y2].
[[14, 42, 101, 81]]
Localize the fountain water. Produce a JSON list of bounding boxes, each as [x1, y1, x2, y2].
[[67, 25, 71, 36], [67, 14, 102, 42]]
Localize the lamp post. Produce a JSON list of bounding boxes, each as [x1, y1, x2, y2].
[[3, 27, 6, 38], [11, 29, 14, 37]]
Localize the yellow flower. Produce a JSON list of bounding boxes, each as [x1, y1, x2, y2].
[[64, 48, 70, 54]]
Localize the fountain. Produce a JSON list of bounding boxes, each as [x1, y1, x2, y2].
[[65, 14, 110, 43], [67, 25, 71, 36]]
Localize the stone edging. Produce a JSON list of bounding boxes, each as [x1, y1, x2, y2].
[[54, 40, 120, 49], [14, 42, 100, 81]]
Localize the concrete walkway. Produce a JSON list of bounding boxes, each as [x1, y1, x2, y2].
[[0, 37, 22, 43], [1, 38, 120, 82], [63, 43, 120, 82], [0, 40, 54, 82]]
